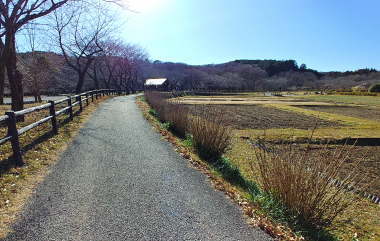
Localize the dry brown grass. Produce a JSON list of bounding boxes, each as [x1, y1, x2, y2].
[[164, 103, 189, 137], [189, 106, 232, 160], [145, 91, 232, 160], [145, 91, 189, 136], [253, 141, 369, 228]]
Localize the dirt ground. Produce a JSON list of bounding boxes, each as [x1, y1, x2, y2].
[[176, 96, 345, 106], [299, 105, 380, 122], [187, 104, 340, 130]]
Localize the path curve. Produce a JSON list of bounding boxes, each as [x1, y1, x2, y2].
[[3, 95, 271, 241]]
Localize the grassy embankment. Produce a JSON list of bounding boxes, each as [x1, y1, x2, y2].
[[140, 92, 380, 241]]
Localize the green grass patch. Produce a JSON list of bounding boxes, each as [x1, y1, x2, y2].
[[161, 122, 171, 130], [295, 95, 380, 107], [182, 134, 194, 147], [148, 108, 158, 117]]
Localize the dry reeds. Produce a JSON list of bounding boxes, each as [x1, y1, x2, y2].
[[253, 141, 368, 227], [145, 91, 189, 136], [145, 91, 232, 160], [189, 106, 232, 160], [164, 102, 189, 137]]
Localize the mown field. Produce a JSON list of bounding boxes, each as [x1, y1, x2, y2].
[[174, 93, 380, 241]]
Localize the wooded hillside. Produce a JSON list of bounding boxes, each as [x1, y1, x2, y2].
[[4, 53, 379, 95], [141, 59, 380, 91]]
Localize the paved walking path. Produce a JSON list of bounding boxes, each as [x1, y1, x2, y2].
[[3, 95, 271, 241]]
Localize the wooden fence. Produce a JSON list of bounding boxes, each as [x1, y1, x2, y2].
[[0, 89, 120, 166]]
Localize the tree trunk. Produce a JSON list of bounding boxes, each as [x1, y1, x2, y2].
[[93, 68, 99, 89], [75, 72, 86, 94], [0, 63, 5, 105], [5, 32, 24, 112], [33, 93, 42, 103], [0, 38, 4, 105]]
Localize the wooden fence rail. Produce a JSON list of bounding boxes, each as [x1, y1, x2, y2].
[[0, 89, 122, 166]]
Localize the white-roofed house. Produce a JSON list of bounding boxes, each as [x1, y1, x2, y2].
[[144, 78, 169, 91]]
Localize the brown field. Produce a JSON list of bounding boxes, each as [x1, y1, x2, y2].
[[187, 104, 340, 130], [185, 98, 380, 197], [175, 95, 365, 106], [183, 93, 380, 197], [298, 105, 380, 122]]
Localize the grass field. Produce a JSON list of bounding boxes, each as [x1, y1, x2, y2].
[[295, 94, 380, 107], [175, 93, 380, 241]]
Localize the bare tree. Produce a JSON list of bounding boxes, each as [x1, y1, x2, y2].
[[88, 39, 122, 89], [0, 38, 5, 104], [17, 23, 52, 102], [87, 56, 102, 89], [87, 40, 147, 92], [0, 0, 70, 111], [19, 53, 55, 102], [51, 1, 115, 93], [111, 43, 146, 92]]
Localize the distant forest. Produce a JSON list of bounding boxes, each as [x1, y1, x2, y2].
[[4, 53, 380, 95], [142, 59, 380, 92]]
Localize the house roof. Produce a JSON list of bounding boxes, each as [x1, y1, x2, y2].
[[145, 78, 167, 86]]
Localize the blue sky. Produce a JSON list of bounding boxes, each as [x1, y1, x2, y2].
[[121, 0, 379, 71]]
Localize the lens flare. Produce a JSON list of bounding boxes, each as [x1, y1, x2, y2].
[[125, 0, 165, 13]]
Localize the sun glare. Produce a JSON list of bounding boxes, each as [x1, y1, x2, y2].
[[125, 0, 165, 13]]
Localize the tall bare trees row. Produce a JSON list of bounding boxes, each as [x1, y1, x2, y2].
[[52, 1, 111, 94], [88, 40, 146, 93], [0, 0, 143, 112], [51, 0, 147, 94]]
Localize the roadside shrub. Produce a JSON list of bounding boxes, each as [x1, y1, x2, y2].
[[148, 109, 158, 117], [183, 133, 194, 147], [189, 106, 232, 161], [368, 83, 380, 93], [163, 102, 189, 137], [145, 91, 232, 161], [253, 142, 366, 228], [161, 122, 171, 130], [145, 91, 189, 137], [145, 91, 168, 118]]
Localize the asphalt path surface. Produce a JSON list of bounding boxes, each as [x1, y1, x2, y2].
[[3, 95, 271, 241]]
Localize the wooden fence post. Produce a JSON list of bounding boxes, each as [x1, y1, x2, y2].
[[91, 92, 94, 102], [77, 95, 83, 112], [49, 101, 58, 134], [86, 93, 89, 106], [5, 111, 23, 166], [67, 96, 73, 120]]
